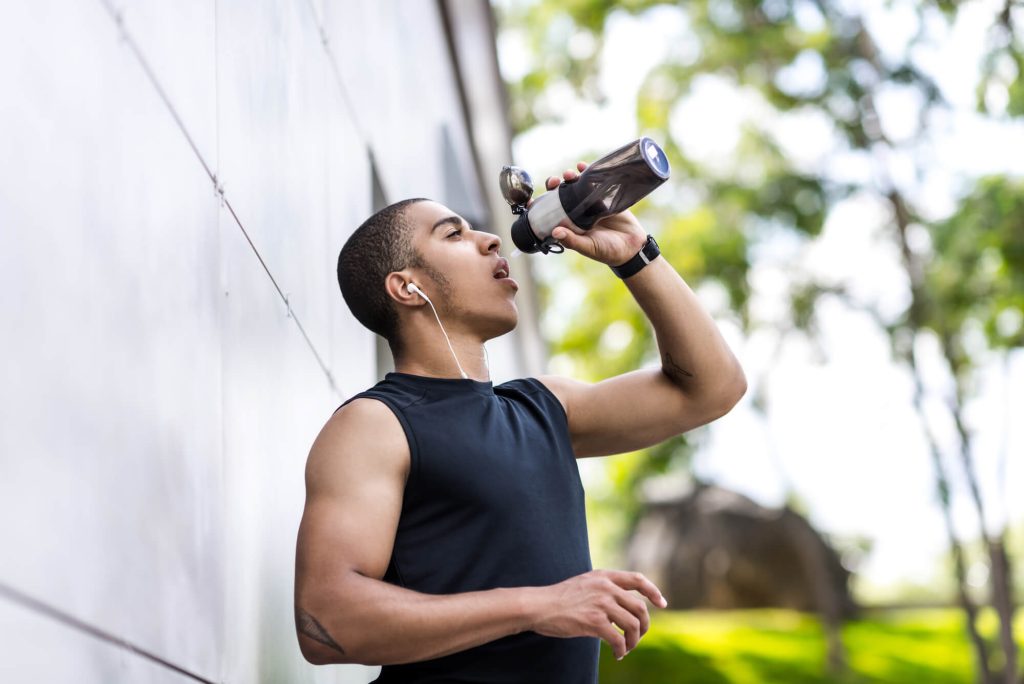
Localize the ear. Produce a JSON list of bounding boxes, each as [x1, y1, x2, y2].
[[385, 271, 422, 307]]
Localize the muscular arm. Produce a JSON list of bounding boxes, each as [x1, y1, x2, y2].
[[534, 165, 747, 458], [294, 398, 666, 665], [537, 255, 747, 458]]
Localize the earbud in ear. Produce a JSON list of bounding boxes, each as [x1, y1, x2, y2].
[[406, 283, 418, 294]]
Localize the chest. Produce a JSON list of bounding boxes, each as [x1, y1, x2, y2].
[[404, 395, 581, 510]]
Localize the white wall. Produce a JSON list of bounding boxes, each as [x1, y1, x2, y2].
[[0, 1, 529, 681]]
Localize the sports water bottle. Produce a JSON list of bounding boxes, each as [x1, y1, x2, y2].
[[499, 137, 670, 255]]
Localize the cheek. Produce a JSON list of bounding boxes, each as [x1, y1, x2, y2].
[[450, 277, 496, 312]]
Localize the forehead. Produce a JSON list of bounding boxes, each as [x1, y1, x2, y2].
[[405, 201, 466, 235]]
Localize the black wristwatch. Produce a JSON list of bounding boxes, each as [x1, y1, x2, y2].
[[611, 234, 660, 279]]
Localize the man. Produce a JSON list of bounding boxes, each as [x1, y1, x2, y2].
[[294, 161, 746, 682]]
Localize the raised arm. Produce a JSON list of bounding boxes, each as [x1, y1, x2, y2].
[[294, 397, 667, 665], [533, 163, 747, 458]]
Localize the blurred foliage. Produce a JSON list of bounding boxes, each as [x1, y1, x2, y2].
[[597, 607, 1024, 683], [494, 0, 1024, 568], [925, 176, 1024, 367], [976, 3, 1024, 117], [852, 517, 1024, 607]]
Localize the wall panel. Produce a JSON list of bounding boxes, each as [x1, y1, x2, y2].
[[0, 2, 514, 682], [0, 0, 223, 679], [0, 596, 211, 683]]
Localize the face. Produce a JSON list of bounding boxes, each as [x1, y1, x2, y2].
[[395, 200, 519, 340]]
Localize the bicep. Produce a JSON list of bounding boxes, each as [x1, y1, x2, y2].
[[538, 369, 723, 458], [295, 398, 409, 605]]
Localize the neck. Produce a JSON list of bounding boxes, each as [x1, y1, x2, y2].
[[394, 334, 491, 381]]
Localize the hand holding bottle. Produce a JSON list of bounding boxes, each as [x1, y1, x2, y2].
[[537, 161, 649, 267], [500, 137, 670, 256]]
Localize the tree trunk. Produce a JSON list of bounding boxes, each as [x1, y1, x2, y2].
[[988, 535, 1019, 683], [907, 351, 993, 684], [941, 354, 1019, 683]]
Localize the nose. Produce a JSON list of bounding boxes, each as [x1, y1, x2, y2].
[[481, 230, 501, 254]]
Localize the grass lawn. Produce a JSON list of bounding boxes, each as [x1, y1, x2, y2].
[[598, 607, 1024, 683]]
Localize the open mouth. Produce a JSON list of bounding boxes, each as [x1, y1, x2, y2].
[[492, 258, 518, 290], [492, 257, 511, 280]]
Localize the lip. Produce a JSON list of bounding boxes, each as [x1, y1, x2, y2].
[[492, 257, 516, 290], [492, 257, 511, 280]]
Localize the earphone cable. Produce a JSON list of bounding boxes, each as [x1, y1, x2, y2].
[[418, 290, 470, 380]]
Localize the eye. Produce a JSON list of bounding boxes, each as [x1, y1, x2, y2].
[[446, 228, 462, 238]]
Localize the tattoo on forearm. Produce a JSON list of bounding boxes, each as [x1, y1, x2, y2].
[[296, 606, 347, 656], [662, 352, 694, 382]]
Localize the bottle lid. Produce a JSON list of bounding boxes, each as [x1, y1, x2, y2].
[[511, 214, 564, 254], [510, 214, 538, 253]]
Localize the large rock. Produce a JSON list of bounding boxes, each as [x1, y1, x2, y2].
[[625, 483, 858, 620]]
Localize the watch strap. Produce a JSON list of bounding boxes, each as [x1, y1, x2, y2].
[[611, 234, 660, 278]]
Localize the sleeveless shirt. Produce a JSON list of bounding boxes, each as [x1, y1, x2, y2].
[[336, 371, 599, 683]]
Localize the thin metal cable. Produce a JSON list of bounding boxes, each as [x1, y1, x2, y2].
[[302, 0, 371, 145], [0, 581, 219, 684], [99, 0, 338, 395]]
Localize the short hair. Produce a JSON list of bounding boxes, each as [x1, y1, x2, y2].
[[337, 198, 431, 359]]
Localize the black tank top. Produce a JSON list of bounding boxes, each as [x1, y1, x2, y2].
[[336, 371, 599, 683]]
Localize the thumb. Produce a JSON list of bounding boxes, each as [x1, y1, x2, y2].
[[552, 226, 575, 245]]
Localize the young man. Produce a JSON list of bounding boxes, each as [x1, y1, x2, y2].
[[294, 162, 746, 682]]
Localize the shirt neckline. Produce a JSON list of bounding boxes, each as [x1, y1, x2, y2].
[[384, 371, 495, 396]]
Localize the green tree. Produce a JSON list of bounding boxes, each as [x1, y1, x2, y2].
[[495, 0, 1023, 681]]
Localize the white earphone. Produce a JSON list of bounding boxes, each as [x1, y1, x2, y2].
[[406, 282, 472, 380]]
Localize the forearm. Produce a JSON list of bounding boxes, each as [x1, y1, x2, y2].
[[299, 572, 539, 666], [539, 162, 744, 400], [623, 254, 745, 399]]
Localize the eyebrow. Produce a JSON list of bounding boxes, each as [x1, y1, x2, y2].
[[431, 215, 467, 234]]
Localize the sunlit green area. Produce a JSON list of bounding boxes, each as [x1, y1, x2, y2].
[[598, 608, 1024, 683]]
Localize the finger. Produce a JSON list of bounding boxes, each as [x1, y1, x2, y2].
[[550, 224, 585, 251], [594, 620, 627, 660], [607, 603, 642, 653], [614, 590, 651, 638], [546, 175, 559, 191], [607, 570, 667, 608], [562, 169, 578, 182], [577, 161, 588, 171]]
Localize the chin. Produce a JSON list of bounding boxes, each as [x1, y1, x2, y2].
[[482, 310, 518, 340]]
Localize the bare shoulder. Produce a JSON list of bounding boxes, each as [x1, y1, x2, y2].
[[305, 397, 411, 494]]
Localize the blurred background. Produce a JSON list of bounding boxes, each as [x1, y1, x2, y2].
[[492, 0, 1024, 681], [0, 0, 1020, 683]]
